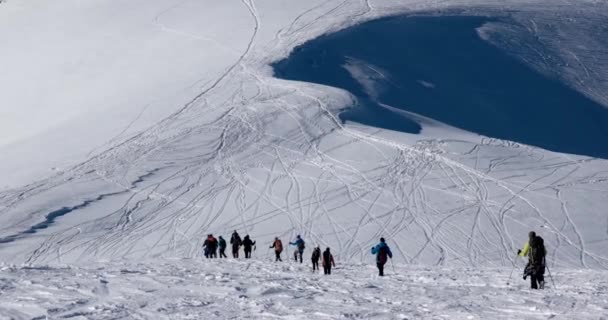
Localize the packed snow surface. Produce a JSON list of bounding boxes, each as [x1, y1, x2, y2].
[[1, 0, 608, 318], [1, 260, 608, 319]]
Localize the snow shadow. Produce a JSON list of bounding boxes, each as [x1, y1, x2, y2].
[[272, 15, 608, 158]]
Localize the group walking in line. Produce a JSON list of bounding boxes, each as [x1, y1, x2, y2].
[[203, 231, 395, 277], [203, 230, 548, 288]]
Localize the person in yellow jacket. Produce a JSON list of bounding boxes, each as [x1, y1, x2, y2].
[[518, 231, 546, 289]]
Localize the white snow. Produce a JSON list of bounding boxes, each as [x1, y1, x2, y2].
[[1, 0, 608, 318], [1, 259, 607, 319]]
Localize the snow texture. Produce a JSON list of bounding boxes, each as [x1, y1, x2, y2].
[[1, 260, 608, 319], [0, 0, 608, 318]]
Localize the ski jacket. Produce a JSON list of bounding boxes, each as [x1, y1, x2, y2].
[[230, 233, 242, 247], [270, 239, 283, 252], [204, 237, 218, 250], [322, 250, 335, 267], [518, 241, 530, 257], [311, 248, 321, 261], [519, 237, 546, 266], [218, 237, 227, 249], [290, 238, 305, 252], [371, 242, 392, 264], [243, 237, 256, 250]]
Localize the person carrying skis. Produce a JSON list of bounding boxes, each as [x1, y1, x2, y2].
[[311, 246, 321, 271], [322, 247, 335, 275], [230, 230, 242, 258], [371, 237, 393, 276], [243, 235, 256, 259], [218, 236, 227, 258], [518, 231, 546, 289], [290, 235, 305, 263], [269, 237, 283, 262]]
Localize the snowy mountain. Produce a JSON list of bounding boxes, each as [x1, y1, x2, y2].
[[1, 0, 608, 318]]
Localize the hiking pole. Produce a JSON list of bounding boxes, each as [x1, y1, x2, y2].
[[390, 258, 396, 274], [507, 253, 521, 286], [546, 264, 556, 289], [506, 263, 517, 286]]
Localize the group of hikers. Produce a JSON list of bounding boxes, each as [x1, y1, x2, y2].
[[203, 230, 547, 287], [203, 232, 393, 276], [202, 231, 257, 259]]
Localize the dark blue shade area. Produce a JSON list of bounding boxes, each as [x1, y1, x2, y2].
[[272, 15, 608, 158]]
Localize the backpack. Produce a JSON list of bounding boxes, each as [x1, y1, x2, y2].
[[275, 240, 283, 252], [298, 240, 305, 250], [312, 248, 321, 260], [209, 237, 218, 249], [377, 245, 388, 264], [529, 236, 545, 266], [231, 234, 241, 246]]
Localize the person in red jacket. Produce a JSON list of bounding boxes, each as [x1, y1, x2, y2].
[[322, 247, 335, 275], [269, 237, 283, 261]]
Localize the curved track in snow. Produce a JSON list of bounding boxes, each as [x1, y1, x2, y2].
[[0, 0, 607, 270]]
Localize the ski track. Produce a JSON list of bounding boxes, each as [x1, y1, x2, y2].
[[0, 0, 607, 279]]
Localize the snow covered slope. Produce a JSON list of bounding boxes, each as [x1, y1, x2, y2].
[[1, 260, 608, 319], [0, 0, 607, 282], [1, 0, 608, 318]]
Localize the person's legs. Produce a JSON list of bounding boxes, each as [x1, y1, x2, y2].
[[299, 251, 303, 263], [275, 251, 281, 261], [537, 273, 545, 289], [377, 263, 384, 276], [530, 274, 538, 289]]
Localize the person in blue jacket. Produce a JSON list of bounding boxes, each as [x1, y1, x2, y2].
[[371, 237, 393, 276], [289, 235, 305, 263]]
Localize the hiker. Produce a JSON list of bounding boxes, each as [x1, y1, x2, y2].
[[322, 247, 335, 275], [203, 234, 218, 259], [371, 237, 393, 276], [230, 230, 242, 258], [518, 231, 546, 289], [311, 246, 321, 271], [218, 236, 227, 258], [289, 235, 305, 263], [243, 235, 256, 259], [269, 237, 283, 262]]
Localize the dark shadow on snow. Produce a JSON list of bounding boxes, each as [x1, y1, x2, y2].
[[272, 15, 608, 158]]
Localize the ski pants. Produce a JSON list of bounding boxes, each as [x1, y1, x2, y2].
[[219, 248, 227, 258], [377, 262, 385, 276], [324, 265, 332, 275], [275, 251, 282, 261], [232, 245, 239, 258], [294, 250, 303, 263], [312, 259, 319, 271], [245, 249, 252, 259], [531, 273, 544, 289]]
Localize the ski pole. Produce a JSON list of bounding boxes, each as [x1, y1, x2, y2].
[[546, 264, 556, 289], [390, 258, 396, 274], [506, 263, 517, 286]]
